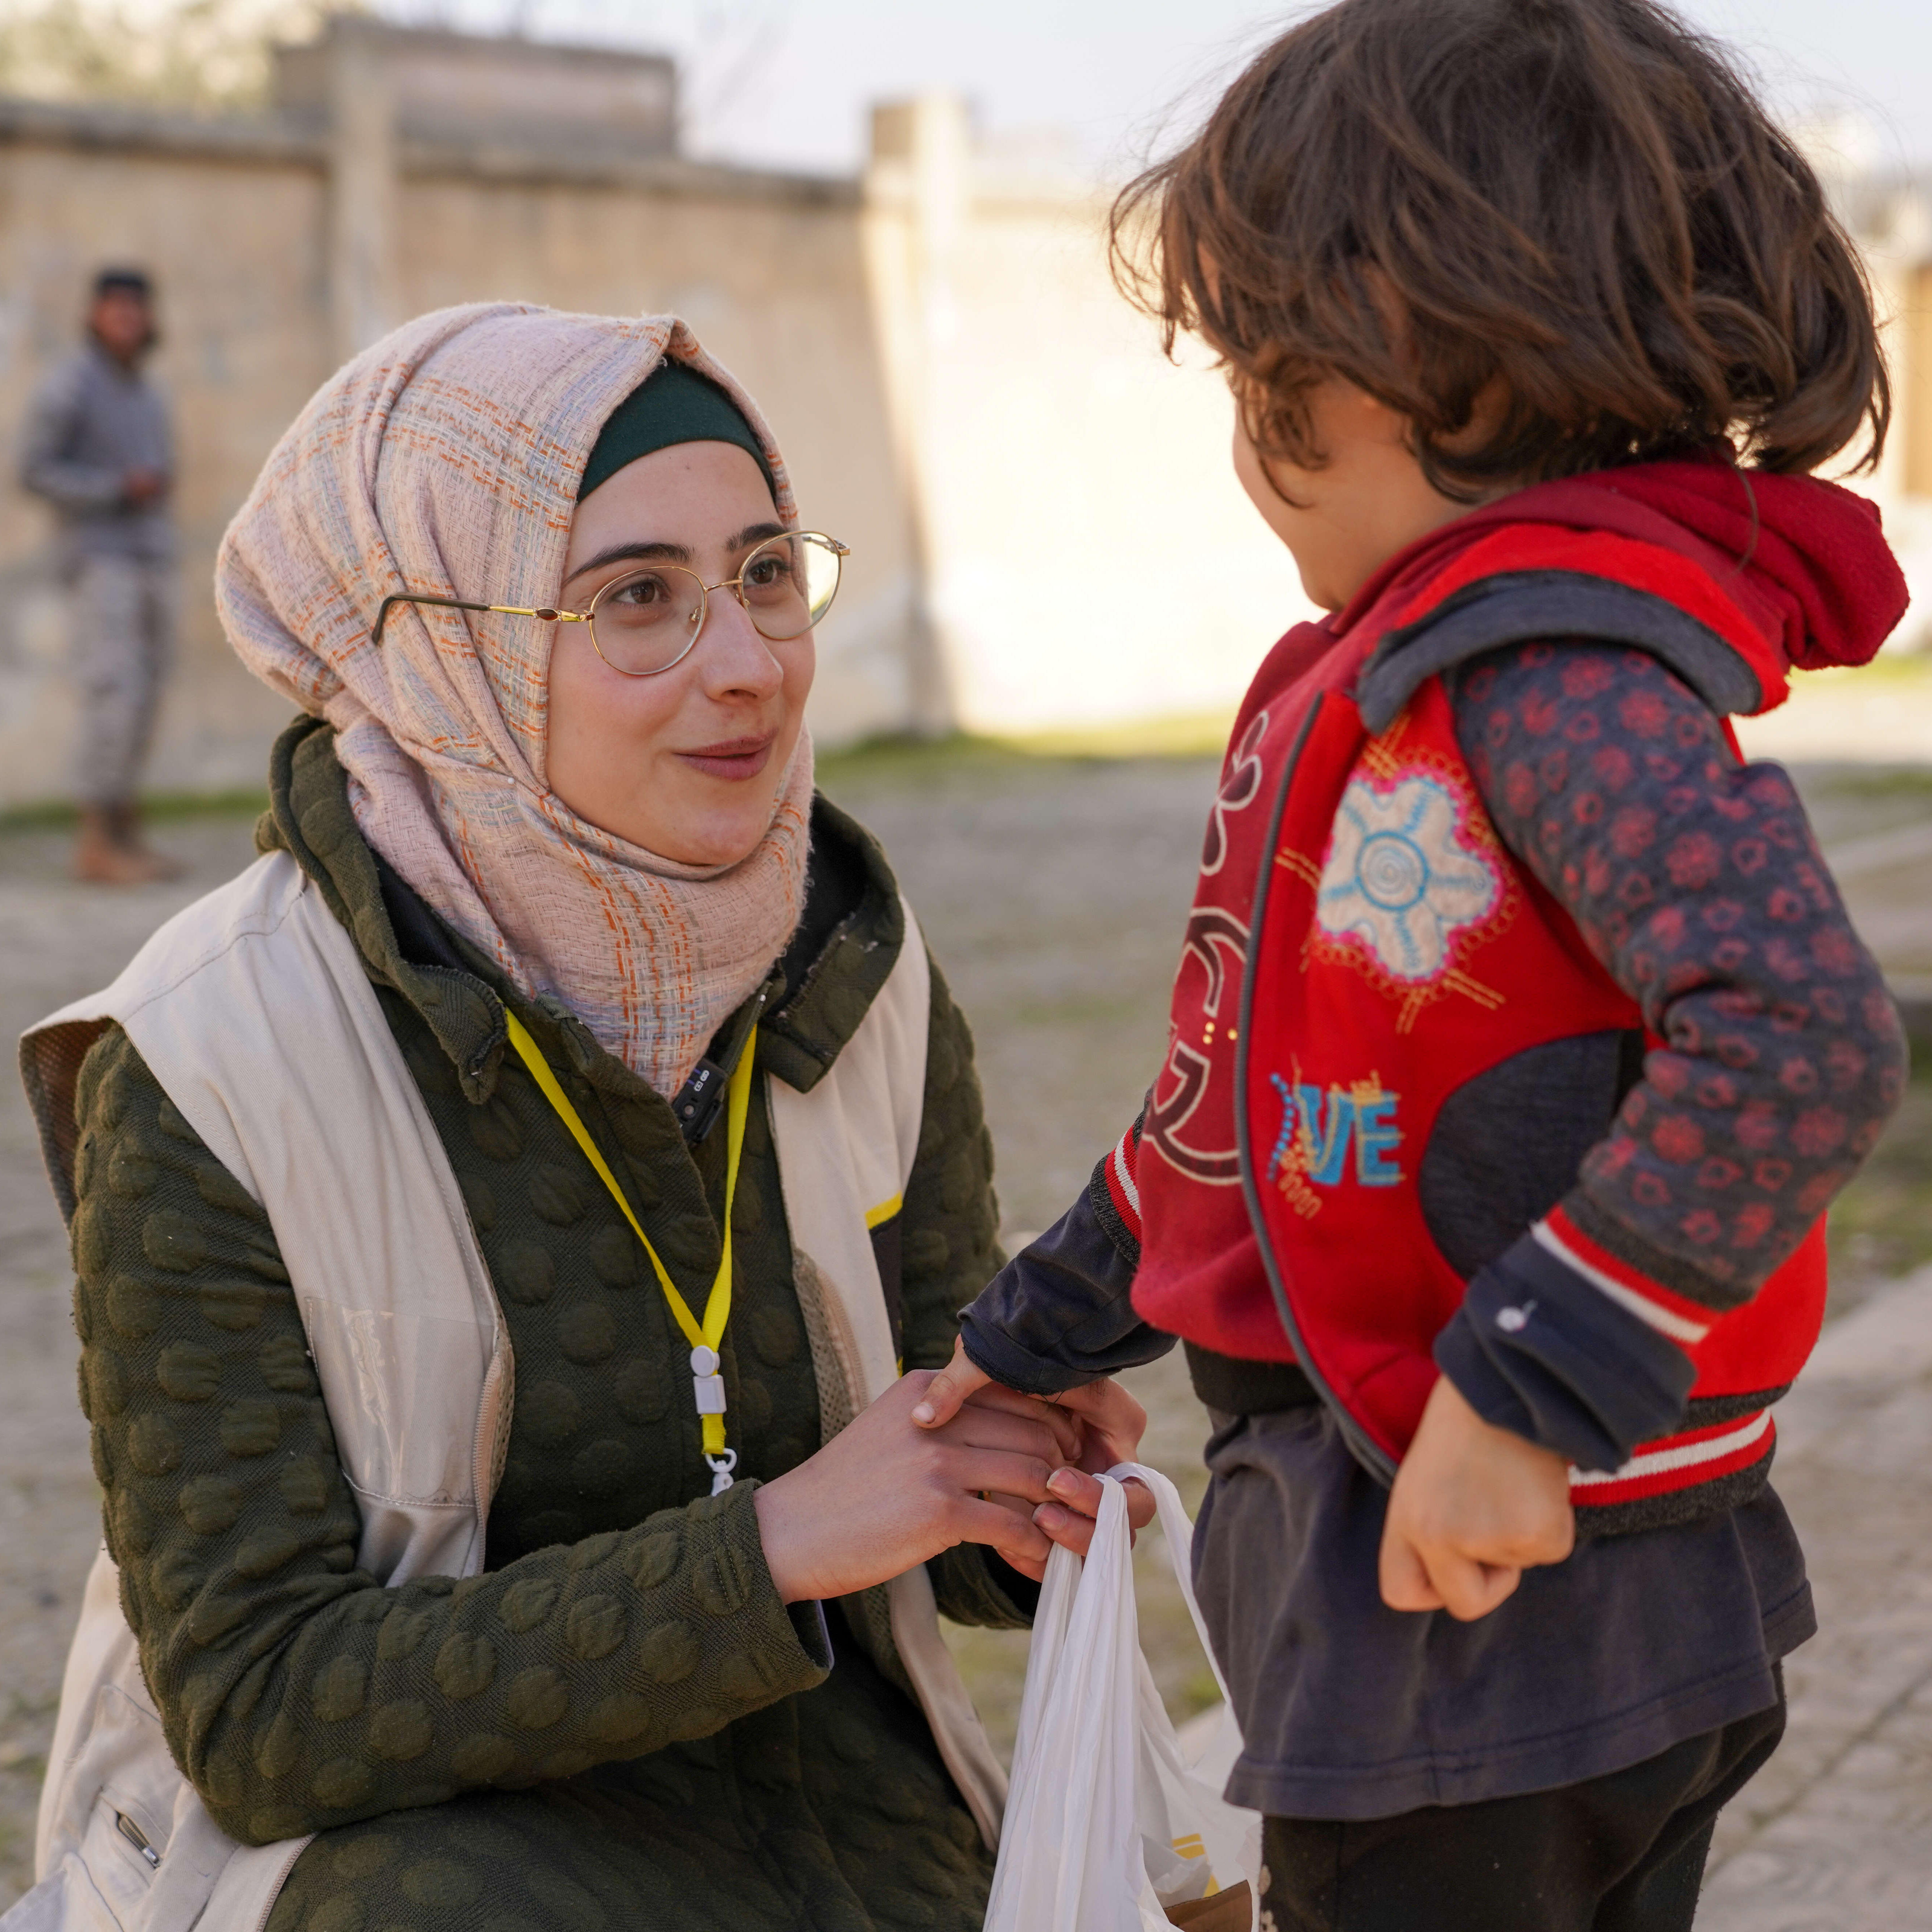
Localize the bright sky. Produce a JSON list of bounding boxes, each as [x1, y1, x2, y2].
[[421, 0, 1932, 179]]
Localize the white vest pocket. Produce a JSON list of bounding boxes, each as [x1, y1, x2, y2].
[[70, 1682, 174, 1928]]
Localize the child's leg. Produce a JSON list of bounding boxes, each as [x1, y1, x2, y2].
[[1592, 1676, 1785, 1932], [1257, 1680, 1784, 1932]]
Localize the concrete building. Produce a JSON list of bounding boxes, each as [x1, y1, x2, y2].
[[0, 15, 1307, 809]]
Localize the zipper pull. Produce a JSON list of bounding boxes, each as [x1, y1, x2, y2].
[[115, 1812, 160, 1869], [672, 982, 773, 1145]]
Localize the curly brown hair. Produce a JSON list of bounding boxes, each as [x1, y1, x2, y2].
[[1113, 0, 1889, 498]]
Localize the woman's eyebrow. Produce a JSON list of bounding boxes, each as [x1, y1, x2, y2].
[[564, 539, 691, 585], [562, 523, 789, 589]]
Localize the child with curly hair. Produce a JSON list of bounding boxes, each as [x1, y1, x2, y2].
[[916, 3, 1911, 1925]]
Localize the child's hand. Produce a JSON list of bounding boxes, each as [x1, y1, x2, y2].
[[910, 1337, 993, 1426], [1378, 1374, 1575, 1621]]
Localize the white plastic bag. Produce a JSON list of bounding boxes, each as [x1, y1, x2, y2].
[[983, 1463, 1262, 1932]]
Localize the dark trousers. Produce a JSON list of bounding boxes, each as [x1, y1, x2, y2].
[[1258, 1674, 1784, 1931]]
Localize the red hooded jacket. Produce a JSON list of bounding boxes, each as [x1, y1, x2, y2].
[[1117, 460, 1907, 1515]]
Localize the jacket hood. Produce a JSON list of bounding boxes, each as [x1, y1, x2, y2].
[[1341, 456, 1908, 679], [1538, 460, 1908, 673]]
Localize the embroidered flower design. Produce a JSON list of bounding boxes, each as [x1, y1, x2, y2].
[[1316, 773, 1499, 981]]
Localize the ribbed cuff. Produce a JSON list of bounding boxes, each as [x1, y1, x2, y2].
[[958, 1302, 1093, 1395]]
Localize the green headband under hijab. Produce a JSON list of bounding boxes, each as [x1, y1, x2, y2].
[[578, 358, 776, 503]]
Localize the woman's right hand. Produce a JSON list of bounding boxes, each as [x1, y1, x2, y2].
[[751, 1369, 1075, 1602]]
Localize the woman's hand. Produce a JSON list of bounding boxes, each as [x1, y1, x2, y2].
[[912, 1338, 1156, 1566], [1378, 1374, 1575, 1621], [1028, 1465, 1158, 1563], [752, 1370, 1077, 1602], [913, 1338, 1148, 1468]]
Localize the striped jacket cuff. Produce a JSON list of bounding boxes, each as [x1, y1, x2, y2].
[[1533, 1207, 1719, 1346], [1088, 1114, 1144, 1265]]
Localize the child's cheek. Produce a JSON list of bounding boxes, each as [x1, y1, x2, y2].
[[1232, 423, 1305, 544]]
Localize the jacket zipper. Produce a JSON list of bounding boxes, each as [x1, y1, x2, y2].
[[115, 1812, 160, 1869], [1232, 691, 1400, 1487], [248, 1835, 314, 1932]]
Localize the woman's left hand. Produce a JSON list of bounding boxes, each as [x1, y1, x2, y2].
[[917, 1338, 1157, 1574]]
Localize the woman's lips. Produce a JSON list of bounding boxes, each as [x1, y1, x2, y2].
[[675, 734, 775, 781]]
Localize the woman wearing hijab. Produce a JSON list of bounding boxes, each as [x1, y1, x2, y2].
[[16, 304, 1138, 1932]]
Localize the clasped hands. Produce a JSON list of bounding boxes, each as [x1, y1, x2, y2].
[[752, 1342, 1574, 1623], [751, 1339, 1155, 1605]]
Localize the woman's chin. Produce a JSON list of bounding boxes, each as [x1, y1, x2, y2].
[[669, 829, 769, 868], [554, 769, 777, 867], [623, 801, 775, 868]]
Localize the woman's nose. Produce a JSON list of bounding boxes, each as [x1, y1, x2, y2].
[[695, 592, 785, 698]]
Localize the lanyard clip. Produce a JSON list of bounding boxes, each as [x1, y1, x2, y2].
[[692, 1342, 727, 1417], [671, 1056, 728, 1143], [704, 1449, 738, 1496], [672, 980, 775, 1145]]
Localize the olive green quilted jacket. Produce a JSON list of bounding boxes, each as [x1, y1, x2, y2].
[[65, 719, 1026, 1912]]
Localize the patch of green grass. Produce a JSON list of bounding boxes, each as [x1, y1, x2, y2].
[[1000, 711, 1236, 761], [814, 731, 1050, 791], [0, 722, 1226, 832], [815, 716, 1230, 792], [1795, 651, 1932, 687], [1797, 764, 1932, 804], [0, 787, 267, 835]]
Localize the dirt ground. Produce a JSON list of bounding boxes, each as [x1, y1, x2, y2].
[[0, 741, 1927, 1916]]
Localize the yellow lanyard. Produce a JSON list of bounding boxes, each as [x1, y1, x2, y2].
[[503, 1009, 756, 1494]]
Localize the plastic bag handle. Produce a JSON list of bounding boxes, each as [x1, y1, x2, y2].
[[1103, 1462, 1236, 1715]]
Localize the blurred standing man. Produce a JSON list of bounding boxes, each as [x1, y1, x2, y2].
[[21, 267, 180, 883]]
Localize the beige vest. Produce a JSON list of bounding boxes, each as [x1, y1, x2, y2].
[[10, 852, 1005, 1932]]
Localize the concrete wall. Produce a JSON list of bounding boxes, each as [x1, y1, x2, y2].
[[1844, 211, 1932, 653], [6, 25, 1932, 809], [0, 54, 1318, 811], [0, 78, 929, 807], [863, 99, 1308, 738]]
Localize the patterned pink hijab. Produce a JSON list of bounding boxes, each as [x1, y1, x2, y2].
[[216, 303, 813, 1094]]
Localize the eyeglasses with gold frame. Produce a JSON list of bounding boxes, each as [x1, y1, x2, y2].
[[371, 530, 850, 679]]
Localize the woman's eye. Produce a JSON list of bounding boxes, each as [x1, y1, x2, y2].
[[744, 557, 789, 589], [611, 575, 668, 606]]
